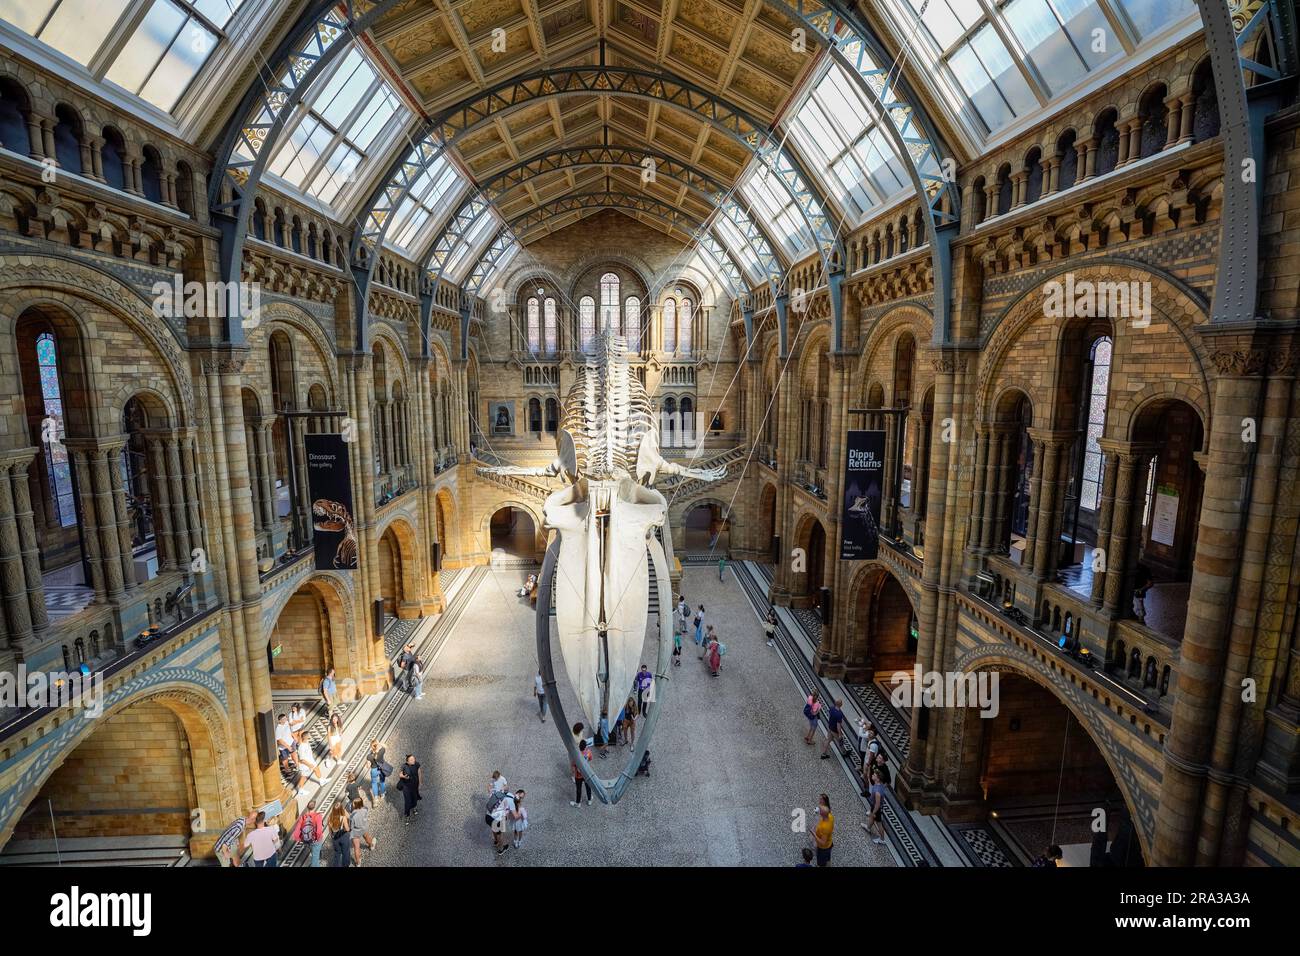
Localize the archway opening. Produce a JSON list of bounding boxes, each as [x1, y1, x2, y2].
[[378, 526, 406, 618], [489, 506, 539, 563], [951, 672, 1146, 867], [849, 569, 917, 683], [683, 503, 729, 555], [268, 584, 333, 691], [793, 517, 827, 608]]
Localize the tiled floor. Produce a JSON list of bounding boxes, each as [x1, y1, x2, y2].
[[348, 565, 894, 867]]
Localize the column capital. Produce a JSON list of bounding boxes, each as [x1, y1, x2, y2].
[[1026, 427, 1075, 446], [1096, 437, 1159, 460], [0, 446, 39, 470]]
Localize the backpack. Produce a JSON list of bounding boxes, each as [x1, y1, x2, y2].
[[717, 642, 727, 656], [299, 813, 318, 844], [486, 789, 507, 815], [803, 701, 814, 718]]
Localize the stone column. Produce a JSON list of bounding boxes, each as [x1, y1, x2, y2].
[[256, 420, 276, 531], [1080, 137, 1098, 180], [979, 431, 1004, 551], [39, 117, 55, 163], [1023, 437, 1045, 560], [0, 454, 35, 647], [1031, 437, 1064, 578], [991, 429, 1015, 552], [1116, 120, 1133, 167], [1177, 93, 1195, 144], [1089, 445, 1121, 606], [180, 435, 204, 591], [89, 137, 104, 181], [967, 428, 989, 549], [25, 113, 45, 161], [165, 436, 190, 570], [90, 446, 125, 598], [1103, 451, 1143, 615], [9, 456, 48, 640], [1163, 94, 1182, 149], [1011, 171, 1027, 208], [147, 437, 176, 570], [70, 448, 106, 601], [107, 444, 136, 589]]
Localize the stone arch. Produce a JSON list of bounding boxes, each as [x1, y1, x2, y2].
[[377, 516, 421, 618], [677, 496, 733, 555], [1, 682, 239, 858], [951, 647, 1155, 863], [791, 510, 830, 607], [843, 561, 917, 678], [757, 481, 778, 555], [481, 498, 546, 560], [434, 487, 460, 565], [265, 573, 357, 691]]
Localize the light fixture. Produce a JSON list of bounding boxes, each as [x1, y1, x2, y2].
[[536, 286, 544, 297]]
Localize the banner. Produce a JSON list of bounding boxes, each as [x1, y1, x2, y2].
[[840, 429, 885, 560], [305, 434, 358, 571]]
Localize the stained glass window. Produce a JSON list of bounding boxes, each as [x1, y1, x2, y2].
[[624, 297, 641, 353], [662, 299, 676, 353], [679, 298, 693, 355], [600, 273, 620, 334], [1080, 336, 1111, 511], [526, 297, 540, 353], [35, 332, 77, 527], [544, 298, 558, 353], [579, 296, 596, 353]]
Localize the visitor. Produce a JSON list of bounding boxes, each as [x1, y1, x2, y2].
[[345, 768, 370, 808], [213, 810, 254, 867], [294, 730, 325, 789], [327, 712, 344, 770], [490, 770, 508, 794], [813, 794, 834, 867], [511, 790, 529, 848], [487, 786, 516, 855], [706, 630, 722, 677], [242, 811, 280, 867], [718, 555, 727, 581], [570, 740, 594, 807], [622, 696, 637, 747], [763, 610, 777, 647], [328, 803, 351, 867], [396, 643, 415, 692], [672, 626, 682, 666], [694, 604, 706, 655], [320, 667, 337, 714], [596, 710, 611, 758], [862, 770, 888, 845], [676, 595, 689, 632], [517, 572, 537, 598], [1033, 844, 1064, 868], [288, 702, 306, 737], [367, 739, 391, 799], [398, 754, 422, 823], [275, 713, 295, 774], [821, 698, 845, 759], [796, 847, 814, 868], [350, 797, 375, 864], [636, 664, 653, 714], [291, 798, 326, 868], [803, 691, 822, 745], [410, 656, 425, 700], [534, 670, 548, 721], [872, 753, 891, 788]]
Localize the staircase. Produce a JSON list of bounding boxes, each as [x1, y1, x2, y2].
[[657, 446, 749, 499], [546, 547, 663, 616], [0, 835, 190, 867]]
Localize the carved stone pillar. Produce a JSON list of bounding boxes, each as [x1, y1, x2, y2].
[[89, 446, 125, 598], [107, 444, 136, 590], [25, 113, 45, 161], [0, 453, 35, 647], [1103, 452, 1143, 615], [1023, 438, 1045, 559], [165, 436, 190, 568], [89, 137, 104, 181], [1089, 445, 1121, 606], [967, 428, 989, 549], [1080, 136, 1098, 180], [70, 448, 106, 601], [256, 419, 276, 531], [1031, 437, 1064, 579], [9, 456, 48, 639], [39, 117, 55, 163], [147, 437, 176, 570], [1177, 92, 1195, 144], [991, 429, 1016, 552], [1163, 94, 1182, 149], [979, 431, 1004, 552]]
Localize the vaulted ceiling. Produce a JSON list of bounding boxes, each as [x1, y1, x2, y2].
[[369, 0, 821, 243]]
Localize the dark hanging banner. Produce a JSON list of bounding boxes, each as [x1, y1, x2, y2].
[[305, 433, 358, 571], [840, 429, 885, 560]]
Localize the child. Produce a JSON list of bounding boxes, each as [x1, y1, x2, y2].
[[597, 710, 611, 759], [672, 627, 682, 666], [511, 790, 528, 848], [622, 697, 637, 747]]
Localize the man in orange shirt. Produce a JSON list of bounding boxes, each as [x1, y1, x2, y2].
[[813, 794, 834, 867]]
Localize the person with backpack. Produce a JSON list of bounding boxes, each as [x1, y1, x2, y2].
[[636, 664, 653, 715], [706, 631, 722, 677], [821, 698, 845, 759], [396, 643, 415, 692], [409, 656, 425, 700], [802, 691, 822, 745], [569, 741, 593, 807], [694, 604, 706, 655], [763, 610, 777, 648], [486, 786, 516, 854]]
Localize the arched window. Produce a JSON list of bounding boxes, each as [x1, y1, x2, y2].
[[0, 79, 31, 155], [53, 105, 82, 174], [543, 297, 557, 353], [680, 397, 694, 445], [545, 397, 558, 433], [679, 298, 693, 354], [663, 397, 677, 445], [663, 299, 677, 353], [526, 297, 540, 352], [35, 332, 76, 527], [101, 127, 127, 191], [579, 296, 596, 353], [122, 397, 154, 548], [141, 146, 163, 204], [1079, 336, 1112, 511], [528, 397, 542, 433], [624, 296, 641, 352], [600, 272, 620, 333]]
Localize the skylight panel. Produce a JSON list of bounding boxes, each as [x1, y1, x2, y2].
[[1117, 0, 1195, 39], [388, 159, 463, 254], [446, 211, 501, 282], [741, 165, 812, 258]]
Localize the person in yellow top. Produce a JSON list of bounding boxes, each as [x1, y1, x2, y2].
[[813, 793, 834, 867]]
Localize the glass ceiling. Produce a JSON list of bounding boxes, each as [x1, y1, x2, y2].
[[266, 45, 408, 210], [883, 0, 1198, 138], [0, 0, 248, 112], [740, 164, 815, 260], [387, 156, 466, 256]]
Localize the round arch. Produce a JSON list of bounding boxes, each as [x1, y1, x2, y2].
[[843, 561, 918, 677], [265, 573, 357, 690], [483, 501, 545, 561], [377, 517, 422, 618], [791, 511, 830, 607]]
